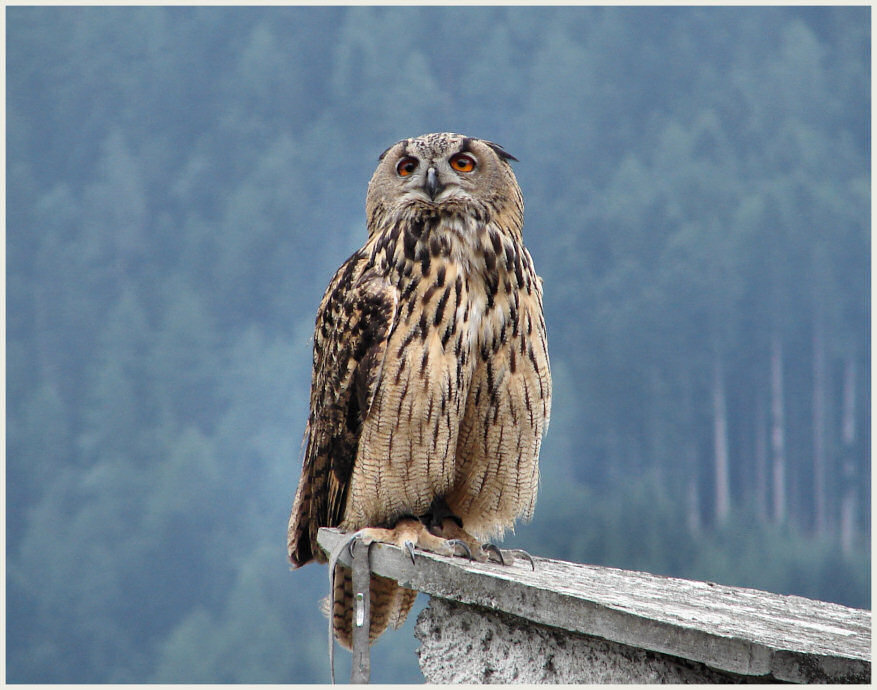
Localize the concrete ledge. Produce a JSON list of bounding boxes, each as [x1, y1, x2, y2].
[[415, 598, 757, 683], [317, 528, 871, 684]]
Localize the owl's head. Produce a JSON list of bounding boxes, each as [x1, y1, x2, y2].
[[366, 132, 523, 237]]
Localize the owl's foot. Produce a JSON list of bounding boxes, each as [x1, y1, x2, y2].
[[416, 496, 536, 570], [424, 516, 535, 570], [350, 518, 472, 564]]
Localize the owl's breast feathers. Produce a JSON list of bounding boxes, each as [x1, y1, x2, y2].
[[287, 209, 551, 566]]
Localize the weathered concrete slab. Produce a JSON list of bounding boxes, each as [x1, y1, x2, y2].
[[317, 527, 870, 684], [415, 597, 755, 683]]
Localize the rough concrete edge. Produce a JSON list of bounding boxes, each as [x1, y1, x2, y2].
[[770, 649, 872, 684], [316, 527, 871, 684], [415, 596, 777, 684]]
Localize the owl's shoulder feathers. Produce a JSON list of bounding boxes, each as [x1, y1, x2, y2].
[[288, 251, 398, 567]]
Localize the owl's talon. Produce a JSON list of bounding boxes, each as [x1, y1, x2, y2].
[[479, 544, 535, 570], [404, 540, 416, 564], [482, 543, 505, 565], [507, 548, 536, 571], [448, 538, 473, 560]]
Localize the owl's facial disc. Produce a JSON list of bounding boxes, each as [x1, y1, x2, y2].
[[394, 156, 449, 204], [391, 145, 481, 207], [422, 153, 479, 203]]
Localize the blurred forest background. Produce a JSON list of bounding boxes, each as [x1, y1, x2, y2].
[[6, 5, 870, 683]]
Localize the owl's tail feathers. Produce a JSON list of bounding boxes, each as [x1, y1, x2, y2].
[[322, 565, 417, 649]]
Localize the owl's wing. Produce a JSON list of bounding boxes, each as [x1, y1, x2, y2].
[[288, 252, 398, 567]]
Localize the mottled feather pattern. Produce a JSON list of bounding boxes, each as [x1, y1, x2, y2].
[[328, 565, 418, 648], [287, 257, 398, 566], [342, 211, 550, 540], [288, 276, 353, 566], [288, 133, 551, 647]]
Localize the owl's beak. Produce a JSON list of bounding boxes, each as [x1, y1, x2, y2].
[[425, 167, 443, 200]]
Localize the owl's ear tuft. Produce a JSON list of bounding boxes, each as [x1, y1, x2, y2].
[[484, 140, 518, 163], [379, 139, 408, 162]]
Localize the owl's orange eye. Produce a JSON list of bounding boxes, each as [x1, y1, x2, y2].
[[396, 156, 418, 177], [449, 153, 476, 172]]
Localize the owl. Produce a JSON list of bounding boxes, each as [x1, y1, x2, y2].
[[287, 132, 551, 649]]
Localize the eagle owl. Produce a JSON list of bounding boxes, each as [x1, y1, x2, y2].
[[287, 132, 551, 648]]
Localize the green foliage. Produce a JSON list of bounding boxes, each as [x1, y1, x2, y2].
[[6, 6, 869, 683]]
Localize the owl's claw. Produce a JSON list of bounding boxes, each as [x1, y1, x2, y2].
[[482, 542, 505, 565], [482, 544, 535, 571], [403, 540, 416, 565], [447, 538, 473, 560], [508, 548, 536, 571]]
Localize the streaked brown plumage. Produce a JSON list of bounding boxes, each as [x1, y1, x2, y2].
[[288, 132, 551, 648]]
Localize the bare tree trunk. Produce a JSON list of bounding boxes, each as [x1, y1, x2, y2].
[[840, 354, 857, 557], [754, 392, 768, 521], [682, 373, 700, 535], [686, 441, 701, 535], [811, 306, 828, 535], [712, 352, 730, 525], [770, 332, 787, 525]]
